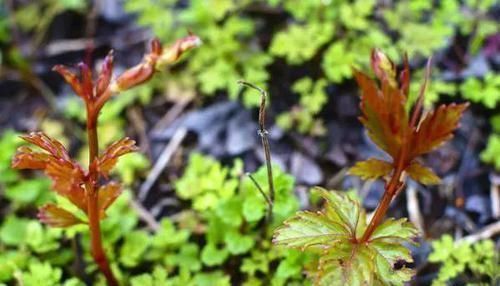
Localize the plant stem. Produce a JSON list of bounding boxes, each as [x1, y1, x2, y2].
[[238, 81, 275, 221], [360, 168, 404, 243], [86, 108, 118, 286]]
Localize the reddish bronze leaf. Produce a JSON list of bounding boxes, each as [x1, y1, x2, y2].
[[38, 204, 84, 227], [12, 132, 87, 211], [97, 137, 138, 178], [114, 63, 155, 92], [349, 159, 393, 180], [351, 51, 468, 187], [399, 54, 410, 97], [410, 103, 469, 158], [354, 70, 409, 158], [12, 146, 51, 169], [52, 65, 83, 98], [150, 37, 162, 56], [157, 34, 202, 67], [79, 62, 93, 99], [18, 132, 71, 161], [98, 182, 122, 217], [96, 51, 114, 97], [45, 161, 87, 212], [406, 162, 441, 185]]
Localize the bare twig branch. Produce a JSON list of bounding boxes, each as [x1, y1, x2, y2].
[[459, 221, 500, 243], [138, 128, 187, 201], [490, 173, 500, 219], [407, 183, 425, 235], [129, 199, 160, 231], [238, 80, 275, 221]]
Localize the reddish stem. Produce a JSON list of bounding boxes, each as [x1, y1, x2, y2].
[[360, 168, 404, 242], [86, 107, 118, 286]]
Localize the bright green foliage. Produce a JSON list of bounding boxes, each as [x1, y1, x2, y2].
[[125, 0, 271, 106], [270, 23, 334, 65], [0, 130, 23, 184], [114, 153, 150, 186], [175, 153, 240, 211], [172, 153, 309, 285], [0, 131, 71, 283], [122, 0, 496, 135], [273, 188, 418, 286], [130, 267, 168, 286], [322, 42, 358, 83], [491, 115, 500, 133], [276, 77, 328, 135], [0, 153, 309, 285], [0, 217, 72, 283], [428, 235, 499, 285], [21, 262, 61, 286], [481, 134, 500, 171], [458, 73, 500, 170], [460, 73, 500, 109]]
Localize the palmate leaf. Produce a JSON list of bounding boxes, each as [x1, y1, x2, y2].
[[96, 137, 138, 178], [98, 182, 122, 217], [12, 132, 87, 212], [273, 189, 418, 286], [38, 204, 83, 227], [409, 103, 469, 158], [353, 69, 408, 159], [351, 50, 468, 187], [406, 162, 441, 185], [273, 188, 364, 250], [348, 158, 392, 180]]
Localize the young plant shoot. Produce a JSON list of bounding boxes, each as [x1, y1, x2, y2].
[[11, 34, 200, 285], [273, 50, 468, 285]]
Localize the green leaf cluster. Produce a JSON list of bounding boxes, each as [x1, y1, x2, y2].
[[460, 73, 500, 109], [276, 77, 328, 135], [1, 151, 310, 285], [172, 153, 310, 285], [273, 188, 419, 286], [123, 0, 497, 136], [428, 235, 499, 285]]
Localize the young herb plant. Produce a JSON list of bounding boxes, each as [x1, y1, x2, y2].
[[11, 34, 200, 285], [273, 50, 468, 285]]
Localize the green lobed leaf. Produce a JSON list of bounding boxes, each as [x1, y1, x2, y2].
[[224, 230, 255, 255], [201, 243, 229, 266], [273, 188, 418, 285], [119, 230, 150, 267]]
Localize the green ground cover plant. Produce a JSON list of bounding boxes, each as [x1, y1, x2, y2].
[[124, 0, 496, 135], [429, 235, 499, 285], [0, 1, 498, 285]]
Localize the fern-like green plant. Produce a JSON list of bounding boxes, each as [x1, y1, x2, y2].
[[428, 235, 499, 285]]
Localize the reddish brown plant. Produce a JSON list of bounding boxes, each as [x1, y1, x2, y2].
[[12, 34, 200, 285], [349, 50, 468, 242]]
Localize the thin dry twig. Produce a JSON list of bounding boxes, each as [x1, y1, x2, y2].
[[129, 199, 160, 231], [490, 173, 500, 219], [407, 183, 425, 235], [238, 80, 275, 221], [138, 128, 187, 201], [151, 97, 192, 134], [459, 221, 500, 243]]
